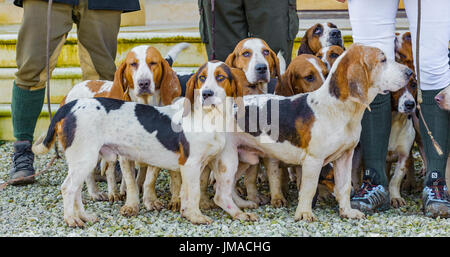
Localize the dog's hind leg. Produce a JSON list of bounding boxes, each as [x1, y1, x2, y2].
[[143, 166, 164, 211], [85, 171, 108, 201], [264, 158, 288, 208], [168, 170, 182, 211], [245, 164, 269, 205], [136, 164, 147, 193], [105, 161, 121, 202], [119, 157, 140, 217], [199, 166, 216, 210], [389, 155, 408, 208]]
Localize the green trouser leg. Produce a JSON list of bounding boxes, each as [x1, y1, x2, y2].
[[11, 82, 46, 142], [419, 90, 450, 185], [360, 93, 392, 187]]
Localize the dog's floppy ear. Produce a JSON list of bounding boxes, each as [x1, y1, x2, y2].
[[268, 49, 281, 79], [298, 35, 314, 55], [230, 68, 247, 98], [159, 59, 182, 105], [346, 59, 370, 110], [225, 51, 237, 68], [182, 72, 198, 117], [275, 70, 295, 96], [109, 61, 131, 101]]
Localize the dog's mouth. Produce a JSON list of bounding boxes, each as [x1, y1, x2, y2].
[[137, 89, 153, 96]]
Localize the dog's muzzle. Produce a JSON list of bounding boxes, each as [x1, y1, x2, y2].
[[255, 63, 269, 82], [329, 29, 343, 47]]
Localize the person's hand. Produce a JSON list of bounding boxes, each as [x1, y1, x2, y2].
[[336, 0, 346, 3]]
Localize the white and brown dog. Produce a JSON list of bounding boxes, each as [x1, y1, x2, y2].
[[60, 44, 187, 204], [316, 45, 345, 71], [297, 23, 344, 56], [32, 61, 256, 227], [227, 44, 413, 221]]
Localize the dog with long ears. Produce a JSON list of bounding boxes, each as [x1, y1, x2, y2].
[[32, 60, 257, 226], [60, 43, 187, 203], [435, 86, 450, 190], [227, 44, 413, 221], [297, 23, 344, 56]]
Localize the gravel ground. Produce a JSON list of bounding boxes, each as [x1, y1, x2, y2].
[[0, 141, 449, 237]]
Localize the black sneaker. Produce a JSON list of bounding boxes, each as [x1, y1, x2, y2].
[[422, 171, 450, 218], [9, 141, 35, 185], [350, 168, 390, 213]]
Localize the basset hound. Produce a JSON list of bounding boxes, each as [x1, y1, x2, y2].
[[227, 44, 413, 221], [316, 45, 345, 71], [60, 43, 187, 204], [297, 23, 344, 56], [32, 60, 258, 227]]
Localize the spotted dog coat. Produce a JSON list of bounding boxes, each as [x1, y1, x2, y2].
[[32, 61, 257, 227], [297, 23, 344, 56], [227, 44, 413, 221]]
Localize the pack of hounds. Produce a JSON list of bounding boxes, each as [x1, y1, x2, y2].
[[32, 22, 450, 227]]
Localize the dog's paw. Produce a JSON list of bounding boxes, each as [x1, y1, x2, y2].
[[233, 212, 258, 222], [108, 193, 122, 202], [168, 198, 181, 212], [144, 199, 164, 211], [294, 211, 316, 222], [271, 197, 288, 208], [236, 185, 246, 196], [120, 205, 139, 217], [65, 216, 86, 228], [340, 208, 365, 219], [200, 197, 216, 210], [237, 199, 258, 209], [248, 194, 270, 206], [391, 197, 406, 208], [90, 192, 108, 201], [183, 212, 213, 224]]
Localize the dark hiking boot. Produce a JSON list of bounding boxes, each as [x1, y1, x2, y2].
[[422, 171, 450, 218], [350, 168, 390, 213], [9, 141, 35, 185]]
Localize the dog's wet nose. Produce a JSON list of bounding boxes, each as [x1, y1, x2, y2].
[[330, 29, 341, 38], [404, 100, 416, 110], [138, 79, 151, 89], [202, 89, 214, 100], [405, 68, 413, 78], [255, 63, 268, 75], [435, 94, 443, 104]]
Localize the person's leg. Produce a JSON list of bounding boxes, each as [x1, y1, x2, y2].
[[74, 0, 121, 81], [10, 0, 73, 184], [347, 0, 400, 212], [244, 0, 299, 65], [199, 0, 248, 61], [404, 0, 450, 218]]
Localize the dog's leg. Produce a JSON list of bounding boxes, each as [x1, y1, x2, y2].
[[334, 149, 365, 220], [294, 155, 322, 221], [236, 162, 250, 196], [295, 166, 302, 190], [119, 157, 140, 217], [85, 171, 108, 201], [351, 144, 363, 190], [199, 166, 216, 210], [179, 164, 212, 224], [168, 170, 182, 211], [136, 164, 147, 193], [389, 155, 408, 208], [213, 144, 258, 222], [62, 148, 100, 227], [143, 166, 164, 211], [264, 157, 288, 208], [105, 161, 121, 202], [245, 164, 269, 205]]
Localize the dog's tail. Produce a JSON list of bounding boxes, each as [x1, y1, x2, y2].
[[165, 42, 191, 67], [277, 51, 287, 76], [32, 100, 78, 155]]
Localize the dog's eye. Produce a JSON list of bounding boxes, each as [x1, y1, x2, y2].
[[149, 62, 157, 66], [330, 53, 339, 58], [130, 62, 138, 68], [313, 27, 322, 35], [262, 50, 269, 56], [381, 58, 387, 63], [305, 75, 315, 82], [248, 85, 257, 89], [317, 55, 323, 59], [216, 75, 225, 82], [410, 81, 417, 89], [199, 75, 206, 82], [243, 51, 251, 57]]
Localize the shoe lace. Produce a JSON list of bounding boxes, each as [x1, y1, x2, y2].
[[12, 147, 34, 171], [355, 180, 376, 198]]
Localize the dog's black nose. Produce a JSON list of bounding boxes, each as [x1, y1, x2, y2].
[[405, 68, 413, 78], [330, 29, 341, 38], [202, 89, 214, 100], [255, 63, 268, 74], [138, 79, 151, 89], [404, 100, 416, 110]]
